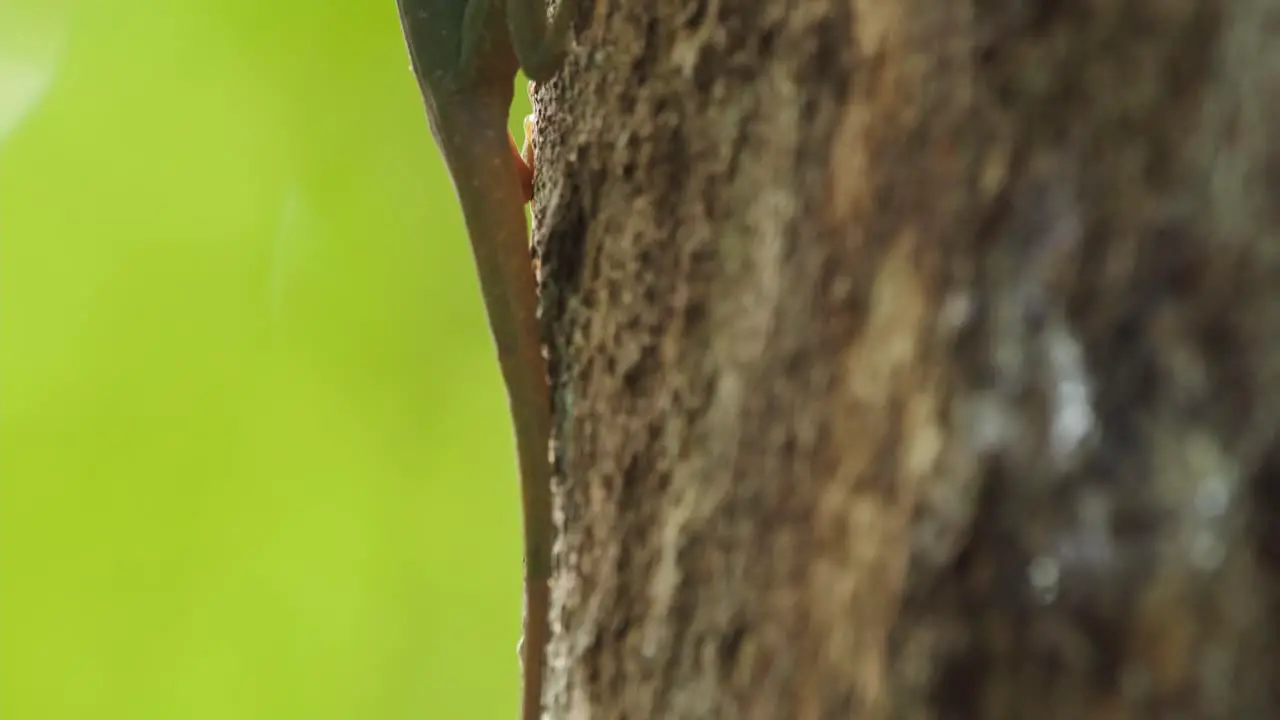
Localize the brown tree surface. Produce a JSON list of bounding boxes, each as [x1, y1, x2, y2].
[[526, 1, 1280, 717]]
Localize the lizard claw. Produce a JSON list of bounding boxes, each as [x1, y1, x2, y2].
[[521, 113, 537, 172]]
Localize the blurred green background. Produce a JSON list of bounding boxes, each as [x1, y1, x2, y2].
[[1, 1, 535, 717]]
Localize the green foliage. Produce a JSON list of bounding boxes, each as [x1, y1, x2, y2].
[[1, 1, 534, 717]]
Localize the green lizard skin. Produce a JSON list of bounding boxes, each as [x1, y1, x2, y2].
[[395, 1, 574, 718]]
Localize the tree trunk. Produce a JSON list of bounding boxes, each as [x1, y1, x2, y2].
[[529, 1, 1280, 717]]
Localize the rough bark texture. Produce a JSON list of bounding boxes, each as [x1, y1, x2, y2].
[[528, 1, 1280, 717]]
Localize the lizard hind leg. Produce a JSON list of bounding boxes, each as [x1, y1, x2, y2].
[[509, 130, 534, 203], [506, 0, 577, 83]]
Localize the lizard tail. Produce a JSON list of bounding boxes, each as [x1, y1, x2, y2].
[[521, 578, 550, 720]]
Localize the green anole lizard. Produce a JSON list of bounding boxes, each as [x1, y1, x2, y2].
[[395, 1, 574, 719]]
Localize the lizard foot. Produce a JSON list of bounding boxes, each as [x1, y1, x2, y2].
[[515, 80, 540, 204], [509, 131, 534, 204]]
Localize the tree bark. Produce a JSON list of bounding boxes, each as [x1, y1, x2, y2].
[[529, 1, 1280, 717]]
